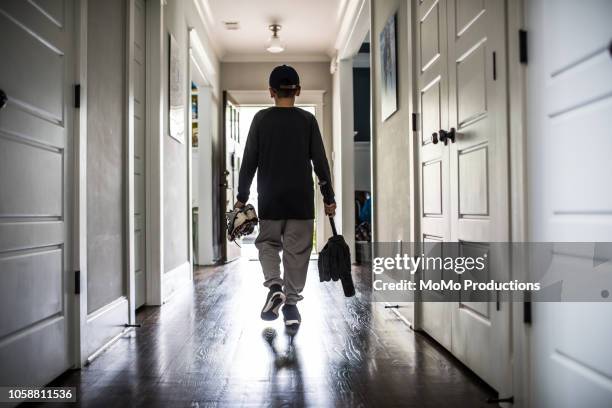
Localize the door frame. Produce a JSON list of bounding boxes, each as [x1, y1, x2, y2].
[[405, 0, 529, 402], [189, 33, 215, 265], [73, 0, 142, 366], [187, 28, 215, 271], [330, 0, 371, 264], [505, 0, 529, 406], [73, 0, 88, 367], [144, 0, 164, 306]]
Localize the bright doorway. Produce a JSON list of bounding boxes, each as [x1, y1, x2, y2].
[[230, 104, 319, 261]]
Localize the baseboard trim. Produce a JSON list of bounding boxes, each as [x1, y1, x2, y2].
[[162, 261, 191, 303]]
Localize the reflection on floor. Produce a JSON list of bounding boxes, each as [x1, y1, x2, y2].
[[30, 259, 496, 407]]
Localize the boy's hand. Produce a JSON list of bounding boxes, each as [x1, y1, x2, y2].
[[324, 202, 336, 216], [234, 200, 245, 209]]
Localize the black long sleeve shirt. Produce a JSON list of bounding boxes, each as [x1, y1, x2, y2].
[[237, 107, 335, 220]]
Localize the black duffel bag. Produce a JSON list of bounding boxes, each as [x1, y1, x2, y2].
[[318, 216, 355, 297]]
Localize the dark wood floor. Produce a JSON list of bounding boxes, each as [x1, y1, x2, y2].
[[26, 258, 496, 407]]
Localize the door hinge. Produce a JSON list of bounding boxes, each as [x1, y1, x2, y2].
[[519, 29, 528, 64], [74, 270, 81, 294], [74, 84, 81, 109], [411, 112, 418, 132], [492, 51, 497, 80], [524, 300, 532, 324]]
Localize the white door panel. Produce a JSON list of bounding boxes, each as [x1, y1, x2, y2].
[[84, 0, 130, 358], [447, 0, 510, 392], [527, 0, 612, 406], [0, 0, 73, 388], [417, 0, 453, 351], [416, 0, 511, 393]]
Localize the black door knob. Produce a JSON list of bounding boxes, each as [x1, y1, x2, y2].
[[447, 127, 456, 143], [0, 90, 7, 110], [438, 128, 456, 145], [431, 132, 439, 144]]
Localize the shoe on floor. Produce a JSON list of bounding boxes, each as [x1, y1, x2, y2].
[[282, 304, 301, 328], [261, 284, 285, 321]]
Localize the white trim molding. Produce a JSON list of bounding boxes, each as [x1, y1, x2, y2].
[[125, 0, 136, 326], [145, 0, 164, 306], [162, 261, 191, 303], [228, 89, 326, 107], [334, 0, 370, 59], [189, 28, 216, 88], [74, 0, 89, 368]]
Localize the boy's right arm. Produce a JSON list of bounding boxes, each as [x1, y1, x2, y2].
[[236, 115, 259, 205]]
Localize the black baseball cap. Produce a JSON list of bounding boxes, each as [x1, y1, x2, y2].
[[269, 65, 300, 90]]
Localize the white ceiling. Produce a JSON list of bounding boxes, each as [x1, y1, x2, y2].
[[201, 0, 348, 62]]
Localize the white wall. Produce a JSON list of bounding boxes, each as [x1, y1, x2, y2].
[[332, 59, 356, 261], [156, 0, 220, 301], [370, 0, 412, 244], [354, 142, 371, 191]]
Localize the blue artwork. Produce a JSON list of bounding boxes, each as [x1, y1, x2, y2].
[[379, 13, 397, 121]]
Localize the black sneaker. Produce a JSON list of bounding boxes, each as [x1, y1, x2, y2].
[[261, 285, 285, 321], [282, 304, 301, 328]]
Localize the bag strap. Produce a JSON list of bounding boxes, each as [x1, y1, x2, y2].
[[328, 216, 338, 236]]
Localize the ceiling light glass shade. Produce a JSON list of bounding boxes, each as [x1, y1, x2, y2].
[[266, 35, 284, 53]]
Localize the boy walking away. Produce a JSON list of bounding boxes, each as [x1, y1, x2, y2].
[[234, 65, 336, 329]]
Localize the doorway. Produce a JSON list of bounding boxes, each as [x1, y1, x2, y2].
[[231, 104, 320, 261], [352, 39, 373, 265], [190, 56, 215, 266], [219, 90, 327, 263]]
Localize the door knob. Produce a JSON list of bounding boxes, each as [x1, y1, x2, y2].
[[431, 132, 439, 144], [448, 128, 456, 143], [438, 128, 456, 145], [0, 90, 7, 110]]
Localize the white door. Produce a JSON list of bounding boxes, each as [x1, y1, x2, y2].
[[222, 92, 241, 262], [416, 0, 511, 393], [446, 0, 511, 395], [134, 0, 146, 308], [84, 0, 130, 358], [0, 0, 74, 387], [526, 0, 612, 406], [417, 0, 453, 350]]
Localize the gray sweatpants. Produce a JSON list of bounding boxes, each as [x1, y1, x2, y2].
[[255, 219, 314, 305]]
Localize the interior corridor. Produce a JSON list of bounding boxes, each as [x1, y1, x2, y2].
[[37, 261, 494, 408], [3, 0, 612, 406]]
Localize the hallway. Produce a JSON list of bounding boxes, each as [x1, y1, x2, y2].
[[40, 261, 494, 407], [3, 0, 612, 406]]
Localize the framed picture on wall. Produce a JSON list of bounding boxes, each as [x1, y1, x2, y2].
[[169, 33, 185, 143], [379, 13, 398, 121]]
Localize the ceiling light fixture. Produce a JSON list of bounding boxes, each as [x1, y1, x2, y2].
[[266, 24, 284, 53]]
